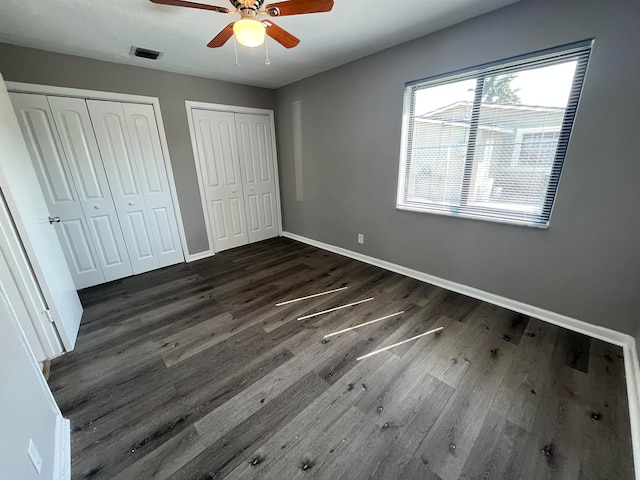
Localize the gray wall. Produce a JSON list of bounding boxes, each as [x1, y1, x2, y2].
[[0, 43, 276, 255], [276, 0, 640, 335]]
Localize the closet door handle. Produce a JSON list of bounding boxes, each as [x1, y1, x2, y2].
[[94, 205, 100, 209], [128, 201, 134, 206], [250, 187, 254, 191], [231, 189, 236, 194]]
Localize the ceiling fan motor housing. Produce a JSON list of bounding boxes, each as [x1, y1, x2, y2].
[[238, 7, 258, 21], [231, 0, 264, 13]]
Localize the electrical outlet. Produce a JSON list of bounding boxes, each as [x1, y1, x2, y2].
[[28, 439, 42, 474], [357, 233, 364, 244]]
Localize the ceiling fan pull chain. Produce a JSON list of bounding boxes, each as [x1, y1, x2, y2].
[[265, 38, 271, 65], [233, 35, 240, 66]]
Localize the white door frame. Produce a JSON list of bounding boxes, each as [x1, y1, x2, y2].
[[5, 81, 190, 262], [0, 189, 63, 360], [185, 100, 283, 260]]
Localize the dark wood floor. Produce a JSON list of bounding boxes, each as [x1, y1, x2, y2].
[[49, 237, 634, 479]]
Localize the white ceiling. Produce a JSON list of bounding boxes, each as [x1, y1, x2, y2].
[[0, 0, 519, 89]]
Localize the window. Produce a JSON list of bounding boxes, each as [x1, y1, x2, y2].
[[397, 41, 592, 227], [514, 129, 561, 169]]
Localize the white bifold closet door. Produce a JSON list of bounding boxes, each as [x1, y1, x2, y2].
[[10, 93, 132, 288], [191, 109, 278, 253], [191, 109, 249, 252], [11, 93, 184, 289], [235, 113, 279, 243], [87, 100, 183, 274]]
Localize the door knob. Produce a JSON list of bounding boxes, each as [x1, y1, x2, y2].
[[231, 189, 236, 193], [94, 205, 100, 209], [48, 216, 61, 224], [250, 187, 254, 191], [128, 201, 134, 206]]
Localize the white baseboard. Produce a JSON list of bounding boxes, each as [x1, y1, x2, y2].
[[283, 231, 640, 479], [283, 232, 629, 343], [53, 415, 70, 480], [186, 249, 215, 263]]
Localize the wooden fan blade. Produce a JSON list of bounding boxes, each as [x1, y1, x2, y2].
[[262, 20, 300, 48], [265, 0, 334, 17], [150, 0, 229, 14], [207, 22, 235, 48]]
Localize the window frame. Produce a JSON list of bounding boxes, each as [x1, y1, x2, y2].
[[396, 40, 593, 228]]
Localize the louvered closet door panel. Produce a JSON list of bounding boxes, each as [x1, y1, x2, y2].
[[9, 93, 104, 289], [121, 103, 183, 267], [87, 100, 159, 275], [192, 109, 248, 252], [47, 96, 133, 283], [235, 113, 279, 243]]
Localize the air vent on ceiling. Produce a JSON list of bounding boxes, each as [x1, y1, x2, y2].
[[131, 46, 162, 60]]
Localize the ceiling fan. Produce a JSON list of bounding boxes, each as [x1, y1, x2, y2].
[[150, 0, 334, 49]]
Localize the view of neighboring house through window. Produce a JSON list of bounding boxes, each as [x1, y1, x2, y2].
[[397, 41, 591, 227]]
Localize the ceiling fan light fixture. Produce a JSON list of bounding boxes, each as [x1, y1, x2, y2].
[[233, 18, 266, 47]]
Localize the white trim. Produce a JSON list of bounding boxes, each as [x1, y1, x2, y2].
[[268, 109, 284, 238], [283, 230, 640, 479], [53, 416, 70, 480], [185, 100, 275, 116], [6, 81, 159, 105], [185, 100, 283, 254], [185, 249, 215, 263], [5, 81, 190, 261]]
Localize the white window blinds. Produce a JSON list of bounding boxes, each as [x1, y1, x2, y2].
[[397, 41, 592, 227]]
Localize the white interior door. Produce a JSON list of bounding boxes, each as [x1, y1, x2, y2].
[[191, 109, 248, 252], [0, 190, 63, 360], [235, 113, 279, 243], [47, 96, 133, 284], [87, 99, 160, 275], [0, 75, 82, 350], [10, 92, 105, 289], [122, 103, 183, 267]]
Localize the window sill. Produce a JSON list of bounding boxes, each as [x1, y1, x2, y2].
[[395, 203, 550, 229]]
